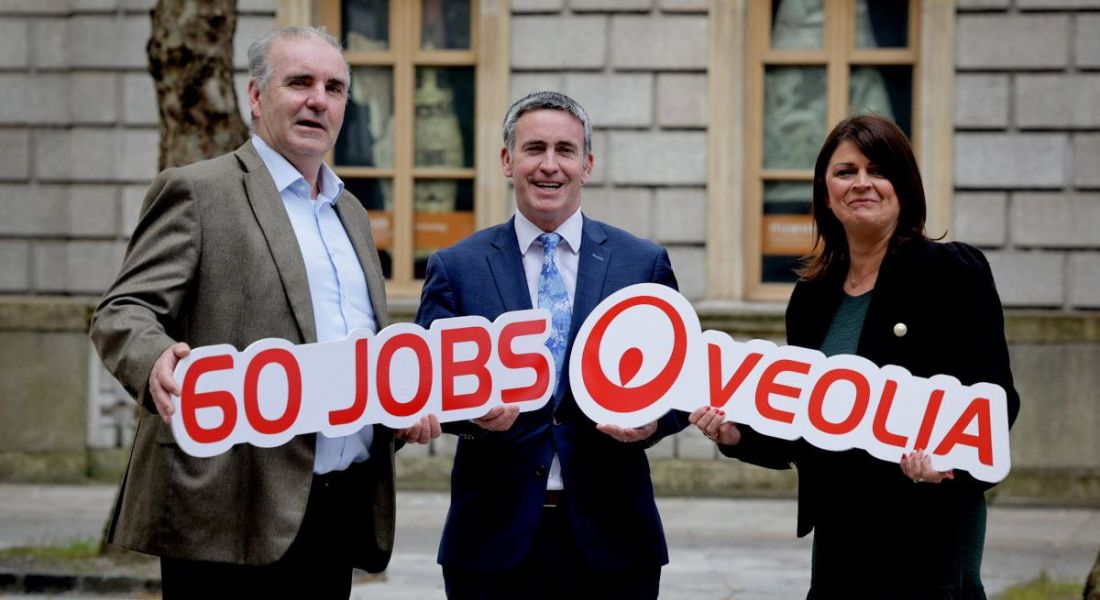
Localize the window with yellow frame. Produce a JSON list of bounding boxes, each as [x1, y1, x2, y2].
[[746, 0, 920, 300], [317, 0, 479, 294]]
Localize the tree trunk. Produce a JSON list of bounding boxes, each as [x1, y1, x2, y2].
[[1085, 548, 1100, 600], [147, 0, 248, 170]]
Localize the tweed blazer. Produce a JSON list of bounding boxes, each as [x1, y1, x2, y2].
[[90, 141, 396, 570]]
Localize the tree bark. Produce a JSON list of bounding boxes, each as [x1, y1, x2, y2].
[[1085, 548, 1100, 600], [147, 0, 248, 170]]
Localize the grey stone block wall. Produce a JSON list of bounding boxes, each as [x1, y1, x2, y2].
[[954, 3, 1100, 310], [0, 2, 274, 298], [0, 1, 274, 456], [510, 3, 707, 300]]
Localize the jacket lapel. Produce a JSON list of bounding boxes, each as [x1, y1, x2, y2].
[[556, 216, 610, 408], [335, 197, 389, 329], [571, 216, 611, 342], [236, 142, 318, 343], [487, 218, 533, 312]]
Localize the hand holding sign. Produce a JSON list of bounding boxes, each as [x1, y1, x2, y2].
[[150, 342, 191, 424], [569, 284, 1012, 483]]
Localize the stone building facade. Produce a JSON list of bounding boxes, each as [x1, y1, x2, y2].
[[1, 0, 1098, 503]]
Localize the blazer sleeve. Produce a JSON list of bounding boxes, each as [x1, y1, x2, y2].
[[90, 168, 200, 413], [946, 243, 1019, 425], [717, 426, 798, 470], [940, 243, 1020, 491]]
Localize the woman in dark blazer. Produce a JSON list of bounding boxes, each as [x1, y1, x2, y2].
[[692, 114, 1020, 599]]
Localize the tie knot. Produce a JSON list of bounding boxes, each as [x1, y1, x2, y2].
[[539, 232, 562, 255]]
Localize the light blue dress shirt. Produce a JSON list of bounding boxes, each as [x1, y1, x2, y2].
[[514, 208, 583, 491], [252, 135, 377, 475]]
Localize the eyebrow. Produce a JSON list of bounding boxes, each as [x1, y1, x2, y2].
[[521, 140, 578, 149]]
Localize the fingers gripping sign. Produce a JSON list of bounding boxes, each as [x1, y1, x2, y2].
[[150, 342, 191, 424]]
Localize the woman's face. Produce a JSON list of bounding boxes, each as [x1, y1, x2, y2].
[[825, 140, 900, 240]]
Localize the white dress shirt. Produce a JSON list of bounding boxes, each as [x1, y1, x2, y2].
[[514, 208, 583, 491], [252, 135, 377, 475]]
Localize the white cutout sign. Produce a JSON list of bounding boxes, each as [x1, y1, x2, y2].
[[569, 283, 1011, 483], [169, 285, 1011, 483], [170, 310, 554, 457]]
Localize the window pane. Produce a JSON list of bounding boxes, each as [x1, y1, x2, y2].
[[336, 67, 395, 168], [761, 182, 813, 283], [414, 179, 474, 278], [415, 67, 475, 168], [421, 0, 471, 50], [764, 66, 826, 170], [771, 0, 823, 49], [343, 0, 389, 51], [345, 178, 395, 279], [849, 66, 913, 137], [856, 0, 908, 49]]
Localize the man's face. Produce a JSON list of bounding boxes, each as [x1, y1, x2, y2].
[[502, 109, 593, 232], [248, 36, 348, 170]]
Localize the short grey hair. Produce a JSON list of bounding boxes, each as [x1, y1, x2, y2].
[[502, 91, 592, 156], [247, 26, 349, 92]]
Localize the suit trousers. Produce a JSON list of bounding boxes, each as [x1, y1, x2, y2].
[[160, 460, 369, 599], [442, 502, 661, 600]]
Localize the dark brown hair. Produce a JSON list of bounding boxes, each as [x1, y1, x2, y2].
[[797, 114, 928, 281]]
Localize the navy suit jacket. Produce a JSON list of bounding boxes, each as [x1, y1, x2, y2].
[[416, 215, 687, 571]]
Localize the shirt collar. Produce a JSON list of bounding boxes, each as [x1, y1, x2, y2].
[[251, 134, 345, 204], [514, 208, 583, 256]]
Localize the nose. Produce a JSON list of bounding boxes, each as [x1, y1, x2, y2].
[[853, 170, 870, 188], [305, 84, 328, 112], [538, 150, 560, 173]]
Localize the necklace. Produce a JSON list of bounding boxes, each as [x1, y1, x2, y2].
[[847, 266, 879, 290]]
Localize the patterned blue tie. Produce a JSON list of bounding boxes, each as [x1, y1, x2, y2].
[[538, 233, 572, 385]]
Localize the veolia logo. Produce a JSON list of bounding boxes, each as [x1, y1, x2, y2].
[[570, 283, 704, 428], [579, 294, 688, 412]]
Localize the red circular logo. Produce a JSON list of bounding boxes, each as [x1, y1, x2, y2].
[[580, 295, 687, 413]]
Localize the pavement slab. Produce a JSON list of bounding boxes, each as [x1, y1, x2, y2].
[[1, 485, 1098, 598]]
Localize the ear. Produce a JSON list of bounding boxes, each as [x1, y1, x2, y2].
[[580, 151, 594, 185], [247, 79, 262, 122], [500, 146, 513, 178]]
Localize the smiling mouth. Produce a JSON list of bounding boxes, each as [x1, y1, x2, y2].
[[533, 182, 563, 191]]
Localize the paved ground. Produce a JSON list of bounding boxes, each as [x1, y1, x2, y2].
[[2, 484, 1098, 599]]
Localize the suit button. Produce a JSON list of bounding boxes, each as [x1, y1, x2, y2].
[[893, 322, 908, 337], [552, 416, 561, 426], [535, 465, 546, 478]]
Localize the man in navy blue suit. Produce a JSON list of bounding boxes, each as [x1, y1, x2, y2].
[[415, 91, 687, 599]]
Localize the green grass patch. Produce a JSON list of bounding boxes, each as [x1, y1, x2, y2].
[[997, 571, 1082, 600], [0, 537, 99, 560]]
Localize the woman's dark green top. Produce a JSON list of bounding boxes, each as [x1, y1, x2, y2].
[[809, 291, 986, 600], [819, 291, 872, 357], [720, 240, 1020, 600]]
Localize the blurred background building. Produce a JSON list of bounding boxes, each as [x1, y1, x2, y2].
[[1, 0, 1098, 504]]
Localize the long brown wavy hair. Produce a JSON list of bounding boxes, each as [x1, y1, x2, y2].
[[797, 114, 929, 281]]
